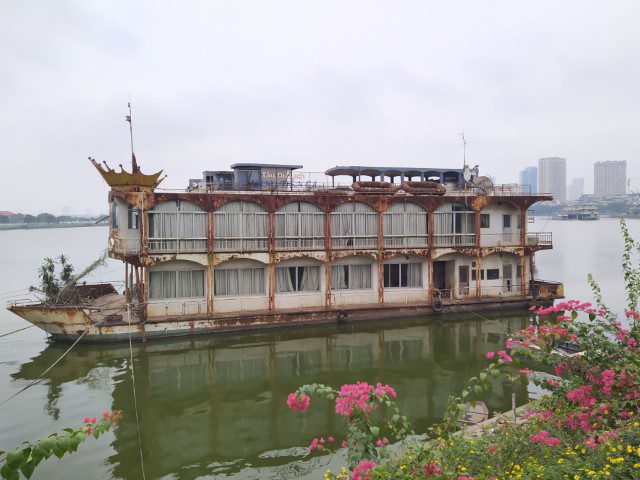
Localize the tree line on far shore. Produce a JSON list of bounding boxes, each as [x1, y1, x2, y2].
[[0, 213, 106, 225]]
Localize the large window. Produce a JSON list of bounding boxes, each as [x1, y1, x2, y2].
[[383, 262, 422, 288], [486, 269, 500, 280], [331, 264, 372, 290], [214, 201, 268, 252], [214, 266, 265, 296], [331, 202, 378, 249], [149, 269, 205, 299], [111, 202, 118, 228], [383, 202, 428, 247], [433, 202, 475, 246], [148, 200, 207, 253], [127, 205, 139, 230], [275, 265, 321, 293], [275, 202, 325, 250]]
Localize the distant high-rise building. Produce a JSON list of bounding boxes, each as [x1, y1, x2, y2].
[[594, 161, 626, 198], [568, 178, 585, 202], [519, 166, 537, 194], [538, 157, 566, 203]]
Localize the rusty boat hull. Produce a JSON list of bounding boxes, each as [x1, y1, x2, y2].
[[7, 293, 558, 343]]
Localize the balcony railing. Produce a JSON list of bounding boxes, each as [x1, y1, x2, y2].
[[147, 238, 208, 254], [481, 232, 522, 247], [275, 237, 325, 251], [433, 234, 476, 247], [526, 232, 552, 247], [112, 237, 141, 254]]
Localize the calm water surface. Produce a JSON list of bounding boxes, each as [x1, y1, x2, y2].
[[0, 218, 638, 479]]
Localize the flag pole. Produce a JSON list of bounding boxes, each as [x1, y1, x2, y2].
[[126, 101, 138, 173]]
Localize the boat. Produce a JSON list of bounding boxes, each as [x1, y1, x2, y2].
[[6, 150, 563, 342], [553, 204, 599, 221]]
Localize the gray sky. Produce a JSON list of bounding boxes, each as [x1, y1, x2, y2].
[[1, 0, 638, 214]]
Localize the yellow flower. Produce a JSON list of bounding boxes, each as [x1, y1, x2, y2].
[[460, 466, 466, 471]]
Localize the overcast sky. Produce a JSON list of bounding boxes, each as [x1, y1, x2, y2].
[[1, 1, 638, 214]]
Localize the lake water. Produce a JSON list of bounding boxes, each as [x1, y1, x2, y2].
[[0, 218, 638, 479]]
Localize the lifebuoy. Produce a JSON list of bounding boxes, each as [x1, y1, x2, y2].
[[337, 310, 349, 322], [432, 300, 443, 312], [352, 181, 400, 194], [401, 181, 446, 196]]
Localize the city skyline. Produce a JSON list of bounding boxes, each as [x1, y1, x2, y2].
[[1, 1, 639, 214]]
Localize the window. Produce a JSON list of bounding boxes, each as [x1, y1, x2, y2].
[[214, 267, 265, 296], [148, 200, 207, 253], [516, 264, 522, 280], [503, 214, 511, 228], [472, 269, 485, 281], [331, 264, 372, 290], [331, 202, 378, 249], [111, 202, 118, 228], [480, 214, 490, 228], [275, 202, 325, 250], [487, 269, 500, 280], [214, 201, 268, 252], [383, 263, 422, 288], [517, 215, 522, 229], [383, 202, 428, 247], [149, 269, 205, 299], [433, 203, 475, 246], [275, 266, 321, 293], [127, 205, 139, 230]]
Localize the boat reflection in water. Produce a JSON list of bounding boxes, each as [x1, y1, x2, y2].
[[13, 313, 530, 479]]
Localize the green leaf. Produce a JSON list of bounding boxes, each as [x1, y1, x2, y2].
[[369, 426, 380, 436], [30, 446, 45, 467], [491, 368, 500, 378], [392, 414, 399, 422], [474, 385, 483, 395], [0, 464, 18, 480], [51, 444, 64, 459], [20, 461, 35, 480], [461, 389, 469, 398], [479, 372, 487, 381], [5, 451, 24, 469], [571, 310, 578, 320]]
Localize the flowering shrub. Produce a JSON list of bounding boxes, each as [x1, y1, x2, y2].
[[0, 411, 120, 479], [287, 220, 640, 479], [286, 382, 410, 465]]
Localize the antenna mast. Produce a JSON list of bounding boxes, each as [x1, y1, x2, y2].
[[460, 132, 467, 169], [126, 101, 139, 173]]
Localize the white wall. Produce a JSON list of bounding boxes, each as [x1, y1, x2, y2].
[[480, 203, 522, 247]]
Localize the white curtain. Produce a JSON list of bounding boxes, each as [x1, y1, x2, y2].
[[149, 201, 207, 252], [214, 267, 265, 296], [276, 265, 320, 292], [384, 202, 427, 247], [149, 269, 205, 299], [275, 267, 295, 293], [332, 264, 372, 290], [275, 202, 324, 249], [331, 202, 376, 248], [214, 201, 268, 251]]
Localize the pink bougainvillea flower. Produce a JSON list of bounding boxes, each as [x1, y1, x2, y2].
[[351, 460, 375, 480], [485, 352, 495, 359], [286, 392, 311, 412]]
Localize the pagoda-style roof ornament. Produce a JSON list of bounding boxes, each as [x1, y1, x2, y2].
[[90, 157, 165, 191]]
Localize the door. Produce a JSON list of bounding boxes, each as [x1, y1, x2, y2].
[[459, 265, 469, 297], [502, 264, 513, 293], [502, 214, 512, 244]]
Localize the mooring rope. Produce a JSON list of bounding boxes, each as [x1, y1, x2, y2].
[[126, 304, 147, 480], [0, 327, 90, 406], [0, 325, 34, 338]]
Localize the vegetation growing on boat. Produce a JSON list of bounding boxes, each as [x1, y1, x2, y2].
[[29, 251, 107, 306]]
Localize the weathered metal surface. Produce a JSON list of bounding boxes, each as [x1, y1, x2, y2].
[[8, 293, 558, 343]]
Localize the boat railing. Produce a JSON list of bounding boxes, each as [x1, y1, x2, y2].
[[178, 172, 550, 197], [526, 232, 552, 246], [432, 233, 476, 247], [112, 236, 142, 254], [481, 232, 522, 247]]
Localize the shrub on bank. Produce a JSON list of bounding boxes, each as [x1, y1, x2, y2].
[[286, 220, 640, 479]]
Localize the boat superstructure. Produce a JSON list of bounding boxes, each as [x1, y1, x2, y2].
[[8, 159, 563, 342]]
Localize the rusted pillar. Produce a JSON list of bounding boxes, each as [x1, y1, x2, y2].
[[529, 252, 535, 297], [475, 254, 482, 299], [208, 210, 214, 255], [520, 209, 527, 246], [325, 208, 332, 308], [427, 208, 434, 247], [427, 252, 434, 302], [377, 210, 384, 304], [520, 253, 527, 296], [475, 208, 481, 248], [268, 210, 276, 311], [125, 262, 129, 301]]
